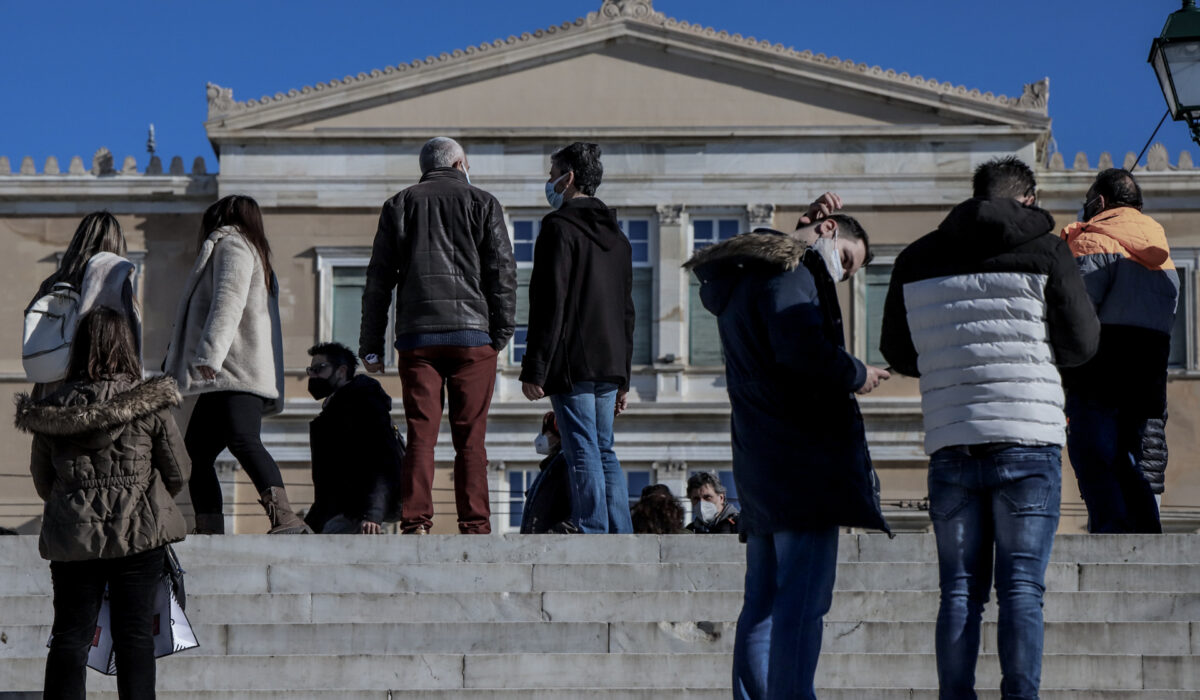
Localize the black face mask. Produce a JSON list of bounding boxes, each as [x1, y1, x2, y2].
[[307, 376, 335, 400]]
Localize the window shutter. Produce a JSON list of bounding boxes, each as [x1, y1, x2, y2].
[[333, 267, 367, 350], [864, 264, 893, 366], [689, 275, 723, 366], [632, 268, 653, 365]]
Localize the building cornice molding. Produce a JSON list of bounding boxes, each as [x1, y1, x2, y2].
[[204, 0, 1049, 133], [0, 174, 216, 201], [206, 124, 1047, 144]]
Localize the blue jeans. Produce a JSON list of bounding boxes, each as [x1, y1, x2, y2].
[[551, 381, 632, 534], [1065, 394, 1161, 534], [928, 445, 1061, 700], [732, 528, 838, 700]]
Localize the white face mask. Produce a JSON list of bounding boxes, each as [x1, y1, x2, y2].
[[533, 433, 553, 456], [545, 174, 567, 210], [697, 500, 720, 523], [811, 235, 844, 282]]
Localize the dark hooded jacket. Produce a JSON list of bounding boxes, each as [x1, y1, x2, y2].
[[360, 167, 518, 356], [306, 374, 403, 531], [684, 231, 889, 535], [14, 376, 190, 562], [520, 198, 634, 396]]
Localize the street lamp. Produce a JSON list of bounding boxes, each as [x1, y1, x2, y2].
[[1150, 0, 1200, 144]]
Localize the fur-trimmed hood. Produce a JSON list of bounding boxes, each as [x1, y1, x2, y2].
[[684, 229, 811, 317], [683, 229, 806, 274], [15, 375, 182, 437]]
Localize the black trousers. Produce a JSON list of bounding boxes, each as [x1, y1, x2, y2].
[[185, 391, 283, 514], [45, 547, 165, 699]]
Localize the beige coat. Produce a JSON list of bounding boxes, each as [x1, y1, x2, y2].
[[15, 376, 190, 562], [163, 227, 283, 407]]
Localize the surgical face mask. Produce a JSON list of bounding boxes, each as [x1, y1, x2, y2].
[[1080, 196, 1101, 222], [811, 235, 844, 282], [307, 376, 334, 400], [545, 174, 567, 210], [534, 433, 553, 455], [697, 500, 720, 523]]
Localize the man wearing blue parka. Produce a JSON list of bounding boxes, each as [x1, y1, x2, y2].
[[684, 193, 890, 700]]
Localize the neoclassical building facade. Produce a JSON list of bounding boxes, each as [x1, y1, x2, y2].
[[3, 0, 1200, 533]]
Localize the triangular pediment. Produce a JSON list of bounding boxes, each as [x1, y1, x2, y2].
[[204, 0, 1049, 137]]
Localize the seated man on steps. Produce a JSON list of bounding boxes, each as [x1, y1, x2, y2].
[[684, 471, 738, 534], [304, 342, 403, 534]]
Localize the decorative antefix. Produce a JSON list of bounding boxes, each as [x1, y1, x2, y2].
[[592, 0, 664, 23], [92, 148, 115, 176]]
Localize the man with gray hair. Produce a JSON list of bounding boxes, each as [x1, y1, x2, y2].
[[360, 137, 517, 534]]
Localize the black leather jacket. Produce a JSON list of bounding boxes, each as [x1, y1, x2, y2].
[[359, 168, 517, 356]]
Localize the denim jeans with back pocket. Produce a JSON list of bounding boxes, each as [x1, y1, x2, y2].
[[928, 445, 1061, 700]]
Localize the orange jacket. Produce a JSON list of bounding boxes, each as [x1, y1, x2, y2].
[[1060, 207, 1174, 272]]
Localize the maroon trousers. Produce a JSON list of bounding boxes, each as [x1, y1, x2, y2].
[[397, 344, 497, 534]]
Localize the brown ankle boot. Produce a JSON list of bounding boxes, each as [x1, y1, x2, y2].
[[193, 513, 225, 535], [258, 487, 312, 534]]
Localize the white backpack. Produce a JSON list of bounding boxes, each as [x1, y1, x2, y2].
[[22, 282, 81, 383]]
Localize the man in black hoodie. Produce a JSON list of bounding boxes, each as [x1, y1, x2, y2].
[[520, 142, 635, 534], [304, 342, 403, 534]]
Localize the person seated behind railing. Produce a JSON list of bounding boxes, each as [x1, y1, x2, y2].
[[631, 484, 688, 534], [304, 342, 403, 534], [521, 411, 576, 534], [685, 471, 739, 534]]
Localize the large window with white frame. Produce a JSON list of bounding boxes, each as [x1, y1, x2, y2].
[[511, 218, 541, 365], [620, 216, 655, 366], [314, 247, 395, 365], [510, 215, 655, 367], [688, 216, 743, 366]]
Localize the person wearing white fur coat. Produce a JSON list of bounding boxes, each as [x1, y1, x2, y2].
[[163, 194, 308, 534]]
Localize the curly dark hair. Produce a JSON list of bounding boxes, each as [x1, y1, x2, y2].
[[631, 484, 685, 534], [308, 341, 358, 373], [550, 142, 604, 196]]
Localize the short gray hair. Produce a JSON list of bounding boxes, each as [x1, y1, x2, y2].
[[686, 472, 726, 498], [419, 137, 465, 174]]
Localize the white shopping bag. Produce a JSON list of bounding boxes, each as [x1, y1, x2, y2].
[[48, 575, 199, 675]]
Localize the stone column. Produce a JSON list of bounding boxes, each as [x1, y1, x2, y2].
[[655, 204, 687, 400], [216, 458, 240, 534], [747, 203, 776, 230], [488, 460, 507, 533]]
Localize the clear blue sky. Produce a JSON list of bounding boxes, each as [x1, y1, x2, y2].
[[1, 1, 1190, 172]]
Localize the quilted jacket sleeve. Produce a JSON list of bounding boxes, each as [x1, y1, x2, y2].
[[360, 199, 403, 359], [151, 409, 191, 498], [479, 196, 517, 351]]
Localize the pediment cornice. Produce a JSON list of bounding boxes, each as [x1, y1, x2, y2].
[[205, 0, 1049, 133]]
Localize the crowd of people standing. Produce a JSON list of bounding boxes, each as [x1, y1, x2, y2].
[[14, 138, 1179, 698]]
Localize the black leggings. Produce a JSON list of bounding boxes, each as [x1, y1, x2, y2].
[[186, 391, 283, 514]]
